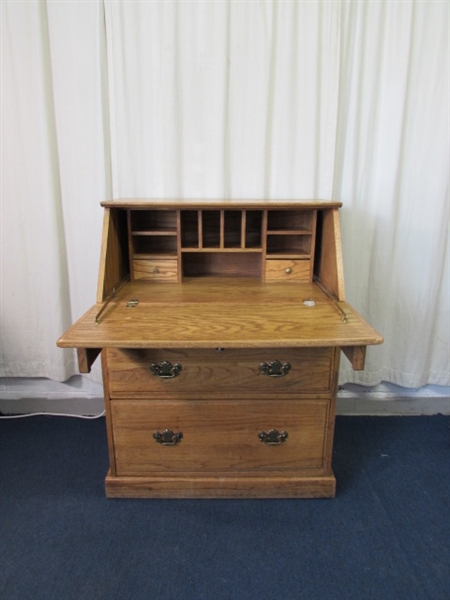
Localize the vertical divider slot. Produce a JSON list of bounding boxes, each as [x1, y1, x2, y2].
[[198, 210, 203, 249], [176, 210, 182, 283], [241, 210, 247, 248], [220, 210, 225, 249], [127, 210, 134, 280]]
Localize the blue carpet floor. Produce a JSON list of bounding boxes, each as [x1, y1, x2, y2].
[[0, 414, 449, 600]]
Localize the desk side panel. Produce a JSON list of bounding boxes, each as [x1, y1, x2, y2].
[[314, 208, 345, 301], [97, 208, 129, 303]]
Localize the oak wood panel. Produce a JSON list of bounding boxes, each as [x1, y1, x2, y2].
[[96, 208, 129, 303], [106, 347, 334, 394], [105, 472, 336, 498], [111, 398, 331, 475], [309, 210, 318, 279], [314, 208, 345, 301], [101, 352, 117, 476], [107, 347, 333, 394], [57, 279, 383, 350], [102, 199, 343, 210]]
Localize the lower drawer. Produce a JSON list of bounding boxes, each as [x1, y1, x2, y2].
[[111, 398, 331, 475]]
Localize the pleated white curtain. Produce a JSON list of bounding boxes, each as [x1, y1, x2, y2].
[[334, 1, 449, 386], [1, 1, 110, 382], [1, 1, 448, 390], [104, 1, 340, 199]]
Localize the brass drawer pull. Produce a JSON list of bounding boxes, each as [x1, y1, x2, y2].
[[258, 429, 288, 445], [260, 360, 291, 378], [153, 429, 183, 446], [150, 361, 182, 379]]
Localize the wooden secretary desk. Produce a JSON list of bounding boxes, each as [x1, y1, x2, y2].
[[57, 199, 382, 498]]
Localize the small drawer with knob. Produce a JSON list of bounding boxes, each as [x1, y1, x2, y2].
[[105, 347, 335, 395], [133, 259, 178, 282], [265, 259, 311, 282], [110, 398, 331, 475]]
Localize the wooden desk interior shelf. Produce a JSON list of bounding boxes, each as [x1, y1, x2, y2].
[[57, 199, 383, 499]]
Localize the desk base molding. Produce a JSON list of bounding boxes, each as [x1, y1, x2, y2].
[[105, 471, 336, 499]]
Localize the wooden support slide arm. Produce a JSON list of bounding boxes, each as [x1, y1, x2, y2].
[[340, 346, 366, 371], [77, 348, 102, 373]]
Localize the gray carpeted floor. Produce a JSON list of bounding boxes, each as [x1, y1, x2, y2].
[[1, 414, 449, 600]]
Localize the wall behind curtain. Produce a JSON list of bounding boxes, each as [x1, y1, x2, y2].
[[1, 1, 448, 393]]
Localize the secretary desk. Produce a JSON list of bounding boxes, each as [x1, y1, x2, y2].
[[57, 199, 383, 498]]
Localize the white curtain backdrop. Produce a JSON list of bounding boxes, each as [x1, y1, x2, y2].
[[104, 1, 340, 199], [1, 0, 448, 390], [2, 1, 110, 382], [334, 1, 449, 386]]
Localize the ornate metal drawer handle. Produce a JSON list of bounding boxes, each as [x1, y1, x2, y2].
[[259, 360, 291, 378], [150, 361, 182, 379], [258, 429, 288, 445], [153, 429, 183, 446]]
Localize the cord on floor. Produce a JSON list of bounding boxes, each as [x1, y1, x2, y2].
[[0, 411, 106, 420]]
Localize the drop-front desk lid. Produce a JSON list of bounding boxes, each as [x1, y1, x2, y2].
[[57, 278, 383, 364]]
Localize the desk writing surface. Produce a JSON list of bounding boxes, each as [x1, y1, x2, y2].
[[57, 278, 383, 349]]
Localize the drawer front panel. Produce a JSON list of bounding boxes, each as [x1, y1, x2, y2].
[[133, 259, 178, 282], [106, 347, 334, 395], [265, 259, 311, 282], [111, 399, 330, 475]]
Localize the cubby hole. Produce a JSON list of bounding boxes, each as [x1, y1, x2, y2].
[[132, 235, 178, 257], [129, 210, 177, 233], [224, 211, 242, 248], [180, 211, 199, 248], [202, 211, 221, 248], [182, 252, 262, 278], [267, 210, 313, 232], [245, 211, 263, 248], [266, 234, 312, 257]]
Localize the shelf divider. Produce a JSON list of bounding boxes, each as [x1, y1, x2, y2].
[[198, 210, 203, 249], [241, 210, 246, 248], [220, 210, 225, 249]]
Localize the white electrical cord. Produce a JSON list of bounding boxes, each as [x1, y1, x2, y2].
[[0, 410, 105, 420]]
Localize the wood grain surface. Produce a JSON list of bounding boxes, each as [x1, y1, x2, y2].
[[106, 347, 334, 394], [110, 398, 331, 475], [104, 472, 337, 498], [57, 279, 383, 349], [101, 198, 343, 210]]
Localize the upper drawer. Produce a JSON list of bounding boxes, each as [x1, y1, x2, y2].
[[106, 347, 335, 395]]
